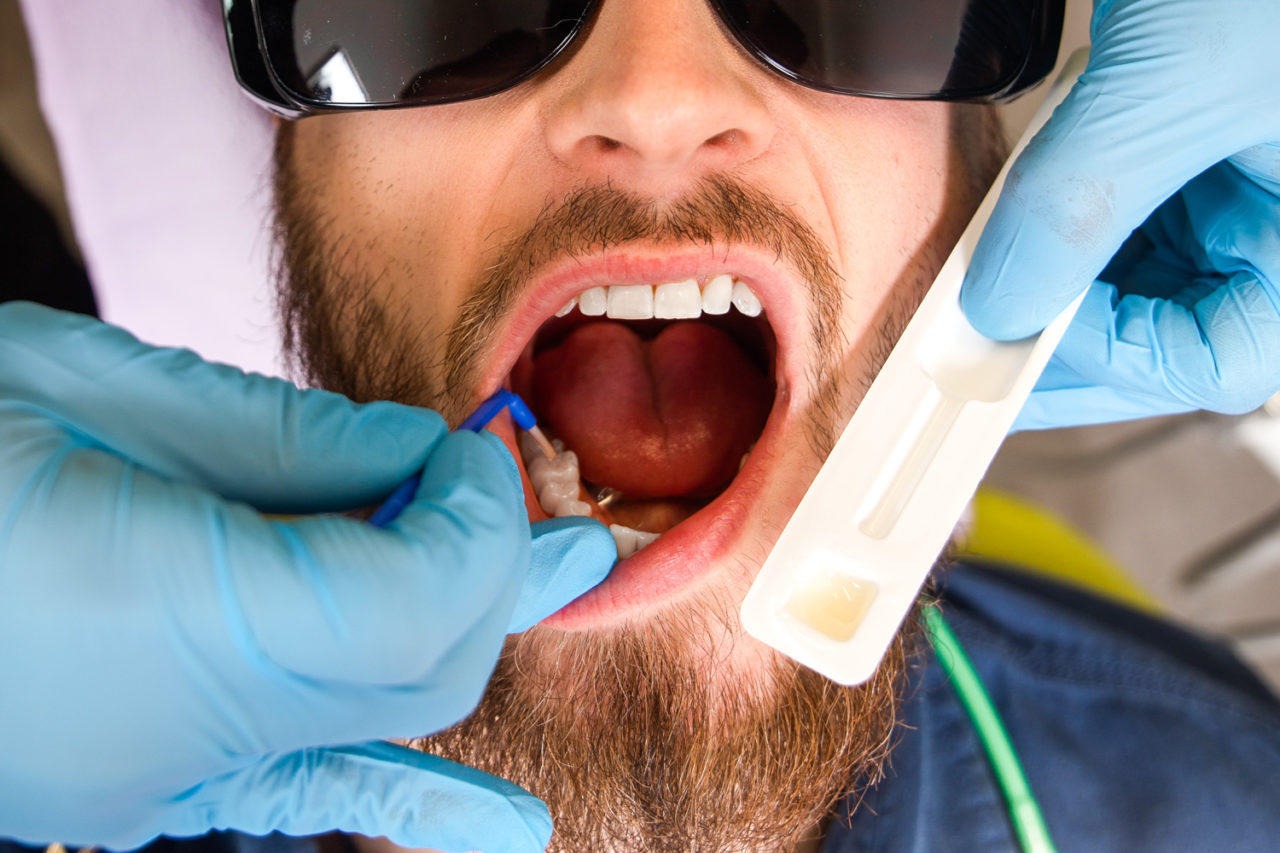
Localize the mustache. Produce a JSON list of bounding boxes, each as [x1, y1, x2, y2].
[[273, 130, 843, 432], [442, 174, 845, 409]]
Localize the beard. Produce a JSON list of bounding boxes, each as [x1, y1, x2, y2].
[[414, 590, 921, 852], [271, 104, 1004, 852]]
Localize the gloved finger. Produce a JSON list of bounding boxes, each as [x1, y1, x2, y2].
[[509, 516, 617, 634], [0, 301, 446, 514], [962, 33, 1280, 341], [1013, 359, 1196, 431], [1228, 141, 1280, 196], [1184, 152, 1280, 301], [168, 741, 551, 853], [232, 430, 529, 689], [1049, 274, 1280, 417]]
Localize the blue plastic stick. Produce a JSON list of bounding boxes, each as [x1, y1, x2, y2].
[[458, 388, 537, 432], [369, 390, 536, 528]]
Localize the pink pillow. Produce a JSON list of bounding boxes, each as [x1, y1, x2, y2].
[[20, 0, 281, 377]]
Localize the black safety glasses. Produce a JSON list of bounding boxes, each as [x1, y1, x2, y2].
[[224, 0, 1064, 118]]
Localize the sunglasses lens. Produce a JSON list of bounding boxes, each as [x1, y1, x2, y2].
[[259, 0, 591, 106], [715, 0, 1057, 99]]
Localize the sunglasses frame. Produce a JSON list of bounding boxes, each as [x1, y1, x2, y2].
[[223, 0, 1063, 118]]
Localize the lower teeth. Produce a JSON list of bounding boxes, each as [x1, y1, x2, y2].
[[519, 430, 657, 558], [610, 524, 660, 559]]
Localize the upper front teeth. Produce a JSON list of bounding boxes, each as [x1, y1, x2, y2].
[[730, 280, 762, 316], [609, 285, 654, 319], [700, 274, 733, 315], [653, 280, 701, 319], [558, 277, 762, 320], [579, 287, 607, 316]]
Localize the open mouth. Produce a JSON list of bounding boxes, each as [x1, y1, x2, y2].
[[477, 249, 807, 629], [513, 273, 775, 537]]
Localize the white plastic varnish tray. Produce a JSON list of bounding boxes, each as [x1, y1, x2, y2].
[[741, 49, 1091, 686]]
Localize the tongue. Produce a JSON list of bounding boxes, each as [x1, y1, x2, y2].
[[531, 321, 771, 498]]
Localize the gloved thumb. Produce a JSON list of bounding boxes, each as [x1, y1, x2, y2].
[[961, 46, 1275, 341], [509, 516, 617, 633], [170, 741, 552, 853]]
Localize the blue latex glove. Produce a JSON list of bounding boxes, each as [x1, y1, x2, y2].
[[961, 0, 1280, 430], [0, 302, 615, 852]]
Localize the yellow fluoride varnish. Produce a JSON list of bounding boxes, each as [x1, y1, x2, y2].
[[783, 571, 878, 643]]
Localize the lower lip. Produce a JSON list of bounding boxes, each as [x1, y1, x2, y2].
[[493, 392, 790, 631]]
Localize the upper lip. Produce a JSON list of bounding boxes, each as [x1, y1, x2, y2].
[[474, 243, 810, 405]]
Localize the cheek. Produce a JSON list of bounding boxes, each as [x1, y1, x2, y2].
[[812, 102, 957, 351], [836, 105, 952, 270], [288, 112, 502, 323]]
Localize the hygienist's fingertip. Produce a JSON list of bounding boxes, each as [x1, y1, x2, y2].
[[532, 515, 616, 576], [509, 517, 615, 633], [960, 270, 1029, 340]]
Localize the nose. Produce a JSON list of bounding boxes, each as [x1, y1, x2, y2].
[[542, 0, 776, 187]]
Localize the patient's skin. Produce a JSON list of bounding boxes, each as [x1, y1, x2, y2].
[[274, 0, 1003, 848]]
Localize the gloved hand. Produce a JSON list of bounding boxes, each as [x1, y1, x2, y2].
[[0, 302, 615, 852], [961, 0, 1280, 430]]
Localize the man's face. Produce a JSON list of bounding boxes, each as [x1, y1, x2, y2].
[[273, 0, 1004, 848]]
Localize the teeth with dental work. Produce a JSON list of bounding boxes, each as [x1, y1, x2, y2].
[[554, 276, 762, 320], [520, 433, 591, 518], [518, 432, 662, 558]]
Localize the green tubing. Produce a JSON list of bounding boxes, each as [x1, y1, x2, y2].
[[922, 606, 1059, 853]]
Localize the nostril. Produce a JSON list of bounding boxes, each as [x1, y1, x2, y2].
[[580, 129, 750, 168], [706, 129, 740, 149]]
